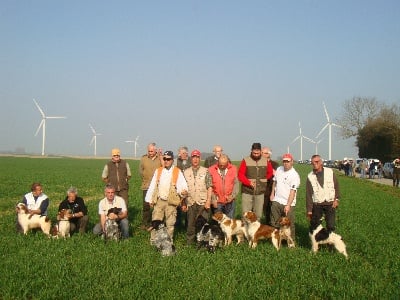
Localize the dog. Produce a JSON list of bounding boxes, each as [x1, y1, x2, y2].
[[56, 209, 71, 238], [195, 215, 224, 253], [147, 220, 176, 256], [242, 211, 279, 250], [278, 216, 295, 249], [309, 225, 348, 259], [16, 203, 51, 237], [103, 207, 122, 242], [212, 211, 247, 245]]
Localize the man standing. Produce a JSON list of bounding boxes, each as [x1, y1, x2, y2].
[[306, 154, 340, 232], [102, 148, 131, 206], [182, 149, 213, 245], [204, 145, 224, 168], [58, 187, 89, 234], [145, 151, 188, 240], [93, 184, 129, 239], [238, 142, 273, 220], [270, 153, 300, 243], [393, 158, 400, 187], [139, 143, 163, 229], [208, 154, 239, 219], [262, 146, 279, 225]]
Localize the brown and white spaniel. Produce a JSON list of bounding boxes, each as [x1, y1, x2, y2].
[[16, 203, 51, 237], [212, 211, 247, 245], [57, 209, 71, 238], [242, 211, 279, 250], [278, 216, 295, 249]]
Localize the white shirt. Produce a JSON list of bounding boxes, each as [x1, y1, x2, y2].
[[273, 166, 300, 206]]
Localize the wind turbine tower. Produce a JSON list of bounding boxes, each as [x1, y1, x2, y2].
[[290, 122, 314, 161], [33, 99, 66, 156], [316, 102, 342, 160], [125, 135, 140, 158], [89, 124, 102, 157]]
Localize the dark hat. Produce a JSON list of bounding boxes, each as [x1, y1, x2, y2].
[[163, 150, 174, 158], [251, 143, 262, 150]]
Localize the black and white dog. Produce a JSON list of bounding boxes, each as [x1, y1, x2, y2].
[[309, 225, 348, 259], [103, 207, 122, 242], [195, 215, 224, 253], [148, 220, 176, 256]]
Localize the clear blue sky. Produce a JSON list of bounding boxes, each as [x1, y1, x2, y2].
[[1, 1, 399, 160]]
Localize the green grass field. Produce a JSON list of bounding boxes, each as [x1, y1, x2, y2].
[[0, 156, 399, 299]]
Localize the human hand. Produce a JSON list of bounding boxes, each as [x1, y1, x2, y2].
[[180, 190, 188, 198], [306, 212, 312, 221]]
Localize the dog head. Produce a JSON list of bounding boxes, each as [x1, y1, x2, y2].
[[147, 220, 165, 232], [195, 215, 208, 233], [212, 211, 228, 223], [243, 211, 257, 223], [16, 203, 29, 214], [58, 209, 71, 220], [278, 216, 291, 227], [107, 207, 122, 216]]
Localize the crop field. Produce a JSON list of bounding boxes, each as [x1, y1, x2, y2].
[[0, 156, 399, 299]]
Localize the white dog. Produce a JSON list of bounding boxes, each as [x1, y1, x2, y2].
[[16, 203, 51, 236], [212, 211, 247, 245], [309, 225, 348, 259]]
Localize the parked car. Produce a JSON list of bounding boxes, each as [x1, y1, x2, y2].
[[383, 162, 394, 179]]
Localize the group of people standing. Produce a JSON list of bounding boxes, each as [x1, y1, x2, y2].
[[19, 143, 342, 248]]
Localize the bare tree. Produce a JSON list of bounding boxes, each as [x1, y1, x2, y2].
[[337, 97, 382, 138]]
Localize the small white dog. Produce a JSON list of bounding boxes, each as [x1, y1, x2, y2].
[[309, 225, 348, 259], [57, 209, 71, 238], [16, 203, 51, 236]]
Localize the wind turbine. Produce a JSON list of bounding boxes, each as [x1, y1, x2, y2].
[[125, 135, 140, 158], [316, 102, 342, 160], [291, 122, 314, 161], [33, 99, 66, 156], [89, 124, 102, 157]]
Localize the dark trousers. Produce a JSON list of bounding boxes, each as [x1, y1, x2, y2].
[[393, 172, 400, 187], [310, 203, 336, 232], [116, 189, 129, 207], [142, 190, 152, 227], [70, 215, 89, 234], [263, 181, 273, 225]]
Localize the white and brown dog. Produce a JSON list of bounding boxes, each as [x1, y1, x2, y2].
[[56, 209, 71, 238], [278, 216, 295, 249], [16, 203, 51, 237], [212, 211, 247, 245], [242, 211, 279, 250], [309, 225, 348, 259]]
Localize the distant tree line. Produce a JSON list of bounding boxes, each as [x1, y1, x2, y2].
[[337, 96, 400, 162]]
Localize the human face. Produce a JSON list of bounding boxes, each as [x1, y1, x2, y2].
[[311, 157, 323, 172], [112, 154, 120, 162], [105, 188, 116, 201], [191, 155, 200, 167], [282, 160, 293, 171], [147, 146, 157, 158], [179, 150, 188, 159], [218, 159, 228, 170], [67, 192, 77, 203], [163, 156, 173, 167], [262, 148, 271, 160], [32, 186, 43, 197], [251, 149, 261, 161], [214, 147, 222, 158]]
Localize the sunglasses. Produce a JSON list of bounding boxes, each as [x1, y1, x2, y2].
[[163, 157, 173, 161]]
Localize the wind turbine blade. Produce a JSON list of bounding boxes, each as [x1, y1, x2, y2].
[[316, 123, 329, 138], [303, 136, 315, 143], [323, 101, 330, 122], [135, 135, 140, 142], [331, 122, 342, 128], [35, 119, 44, 136], [90, 136, 95, 145], [46, 116, 66, 119], [33, 99, 45, 118], [89, 124, 96, 134], [291, 136, 300, 144]]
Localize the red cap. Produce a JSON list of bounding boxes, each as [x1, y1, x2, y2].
[[282, 153, 293, 161], [191, 149, 201, 157]]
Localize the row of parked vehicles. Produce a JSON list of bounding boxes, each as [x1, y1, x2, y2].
[[355, 158, 394, 178]]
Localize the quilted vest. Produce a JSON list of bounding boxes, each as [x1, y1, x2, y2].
[[107, 160, 129, 191], [209, 164, 237, 204], [241, 156, 268, 195]]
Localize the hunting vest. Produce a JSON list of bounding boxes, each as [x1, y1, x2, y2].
[[184, 166, 208, 206], [107, 160, 129, 191], [307, 168, 336, 203], [209, 164, 237, 204], [241, 156, 268, 195], [24, 192, 48, 215]]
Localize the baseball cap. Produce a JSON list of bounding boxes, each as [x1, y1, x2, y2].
[[163, 150, 174, 158], [282, 153, 293, 161], [111, 148, 120, 156], [191, 149, 201, 157]]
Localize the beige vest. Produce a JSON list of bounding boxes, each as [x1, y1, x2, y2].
[[307, 168, 336, 203], [184, 166, 208, 206]]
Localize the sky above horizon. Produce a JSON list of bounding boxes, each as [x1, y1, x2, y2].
[[1, 1, 399, 161]]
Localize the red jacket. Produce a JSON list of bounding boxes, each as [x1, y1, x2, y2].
[[209, 163, 238, 204]]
